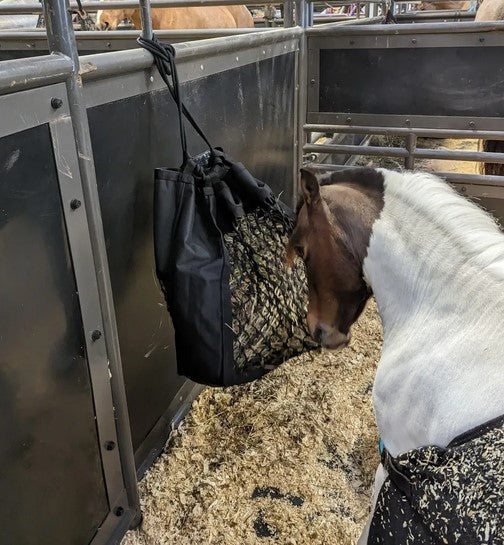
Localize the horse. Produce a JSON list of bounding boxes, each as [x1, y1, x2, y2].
[[287, 167, 504, 544], [475, 0, 504, 178], [418, 1, 470, 9], [475, 0, 504, 19], [95, 5, 254, 30]]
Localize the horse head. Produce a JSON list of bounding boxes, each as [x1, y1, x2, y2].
[[286, 168, 384, 349], [96, 8, 135, 30]]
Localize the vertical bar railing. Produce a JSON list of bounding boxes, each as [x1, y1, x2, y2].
[[139, 0, 153, 37], [42, 0, 141, 524], [284, 0, 294, 27], [405, 132, 417, 170], [295, 0, 308, 203]]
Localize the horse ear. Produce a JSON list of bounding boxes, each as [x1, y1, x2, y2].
[[300, 168, 320, 205]]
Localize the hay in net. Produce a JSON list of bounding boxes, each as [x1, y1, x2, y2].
[[121, 300, 382, 545], [224, 209, 318, 370]]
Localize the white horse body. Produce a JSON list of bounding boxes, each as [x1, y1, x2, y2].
[[359, 169, 504, 542]]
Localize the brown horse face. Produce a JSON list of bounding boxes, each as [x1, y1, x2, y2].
[[286, 169, 370, 349], [96, 9, 132, 30]]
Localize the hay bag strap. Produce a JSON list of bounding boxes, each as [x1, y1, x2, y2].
[[139, 36, 317, 387]]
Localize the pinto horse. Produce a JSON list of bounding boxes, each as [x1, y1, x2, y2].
[[287, 167, 504, 544]]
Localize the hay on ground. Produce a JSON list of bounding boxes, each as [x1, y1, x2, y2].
[[122, 300, 382, 545]]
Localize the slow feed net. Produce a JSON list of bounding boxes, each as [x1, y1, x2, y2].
[[224, 206, 318, 371]]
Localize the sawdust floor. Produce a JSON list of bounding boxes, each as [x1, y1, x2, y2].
[[122, 300, 383, 545]]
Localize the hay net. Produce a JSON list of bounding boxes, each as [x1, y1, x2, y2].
[[196, 150, 319, 373], [139, 35, 317, 385]]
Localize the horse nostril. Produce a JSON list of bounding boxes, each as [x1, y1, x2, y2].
[[313, 326, 323, 344]]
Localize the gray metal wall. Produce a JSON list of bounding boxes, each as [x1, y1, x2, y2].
[[87, 52, 296, 469], [0, 123, 108, 545], [0, 23, 298, 542], [305, 23, 504, 223]]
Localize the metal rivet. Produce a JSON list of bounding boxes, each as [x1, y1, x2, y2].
[[91, 329, 102, 342], [51, 97, 63, 109], [405, 119, 411, 126], [70, 199, 81, 210], [479, 37, 485, 43], [107, 42, 111, 47], [149, 76, 154, 82], [461, 187, 467, 193], [412, 38, 417, 44], [310, 78, 316, 84], [469, 121, 476, 128], [104, 441, 116, 451], [346, 117, 352, 124], [114, 507, 125, 517]]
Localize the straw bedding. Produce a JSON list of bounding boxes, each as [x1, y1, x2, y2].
[[122, 300, 382, 545]]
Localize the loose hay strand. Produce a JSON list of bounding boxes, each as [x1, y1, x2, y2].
[[122, 301, 382, 545]]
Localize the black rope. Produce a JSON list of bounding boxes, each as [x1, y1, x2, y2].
[[137, 35, 213, 168]]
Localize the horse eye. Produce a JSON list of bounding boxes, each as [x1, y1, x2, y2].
[[294, 245, 305, 259]]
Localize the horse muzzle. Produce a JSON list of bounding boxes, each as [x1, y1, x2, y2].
[[312, 323, 350, 350]]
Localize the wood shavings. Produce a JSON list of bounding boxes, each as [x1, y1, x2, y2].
[[122, 300, 382, 545]]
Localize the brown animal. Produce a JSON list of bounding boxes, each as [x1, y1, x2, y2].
[[418, 2, 470, 9], [475, 0, 504, 20], [96, 5, 253, 30], [476, 0, 504, 176], [286, 168, 382, 347]]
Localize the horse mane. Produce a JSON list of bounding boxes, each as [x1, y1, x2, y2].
[[294, 167, 383, 215], [385, 169, 504, 275]]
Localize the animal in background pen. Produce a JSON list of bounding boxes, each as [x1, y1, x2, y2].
[[96, 5, 254, 30]]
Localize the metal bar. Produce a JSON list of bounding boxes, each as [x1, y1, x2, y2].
[[306, 163, 504, 186], [80, 27, 301, 81], [304, 124, 504, 140], [283, 0, 294, 27], [405, 132, 416, 170], [138, 0, 153, 38], [0, 53, 72, 95], [306, 21, 504, 35], [306, 0, 314, 26], [396, 10, 473, 21], [304, 15, 384, 31], [0, 28, 263, 39], [304, 142, 410, 158], [306, 0, 385, 3], [0, 0, 282, 14], [296, 0, 308, 194], [306, 142, 504, 164], [436, 172, 504, 186], [344, 135, 373, 166], [414, 148, 504, 164], [42, 0, 141, 520]]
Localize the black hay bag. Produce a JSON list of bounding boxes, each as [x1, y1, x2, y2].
[[140, 36, 317, 387]]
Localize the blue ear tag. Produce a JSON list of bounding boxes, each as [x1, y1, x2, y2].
[[379, 438, 385, 455]]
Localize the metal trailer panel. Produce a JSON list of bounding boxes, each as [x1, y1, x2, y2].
[[307, 29, 504, 127], [305, 25, 504, 224], [0, 122, 109, 545], [315, 46, 504, 118], [86, 51, 296, 466], [0, 30, 266, 60]]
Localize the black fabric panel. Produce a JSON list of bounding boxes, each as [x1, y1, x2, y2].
[[319, 47, 504, 117], [87, 53, 295, 460], [0, 125, 108, 545]]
